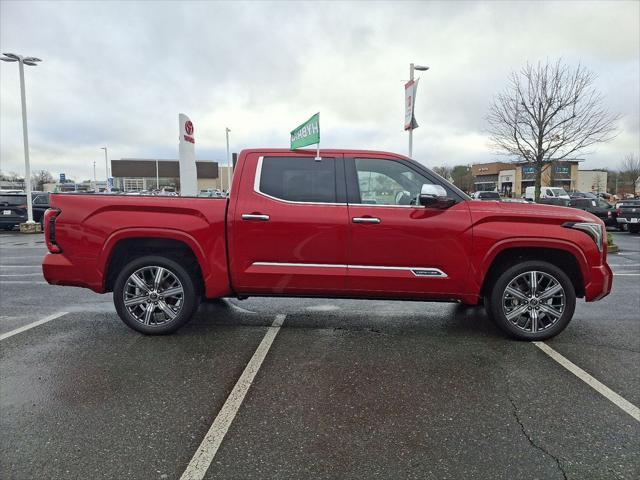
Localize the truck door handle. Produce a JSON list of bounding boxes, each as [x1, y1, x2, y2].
[[242, 214, 270, 221], [352, 217, 381, 224]]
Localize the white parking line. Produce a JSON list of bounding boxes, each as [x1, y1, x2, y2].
[[0, 280, 49, 285], [0, 311, 69, 341], [180, 314, 286, 480], [533, 342, 640, 422], [613, 273, 640, 276], [0, 281, 48, 284], [0, 273, 42, 277], [0, 265, 41, 268]]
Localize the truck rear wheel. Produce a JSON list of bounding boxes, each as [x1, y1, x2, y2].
[[485, 260, 576, 340], [113, 255, 199, 334]]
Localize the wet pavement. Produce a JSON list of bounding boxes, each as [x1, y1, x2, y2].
[[1, 231, 639, 479]]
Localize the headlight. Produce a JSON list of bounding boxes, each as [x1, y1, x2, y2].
[[563, 222, 604, 252]]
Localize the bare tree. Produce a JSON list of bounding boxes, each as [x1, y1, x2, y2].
[[433, 165, 453, 181], [620, 153, 640, 195], [487, 60, 619, 201], [450, 165, 473, 193], [31, 170, 54, 191]]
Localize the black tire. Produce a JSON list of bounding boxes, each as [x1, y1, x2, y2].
[[485, 260, 576, 341], [113, 255, 200, 334], [628, 225, 640, 234]]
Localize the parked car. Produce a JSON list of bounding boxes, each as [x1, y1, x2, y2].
[[569, 197, 618, 228], [616, 199, 640, 233], [198, 189, 224, 198], [0, 192, 49, 230], [524, 186, 570, 202], [471, 191, 501, 201], [43, 148, 612, 340]]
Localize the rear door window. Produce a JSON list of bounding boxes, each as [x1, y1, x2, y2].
[[259, 157, 337, 203]]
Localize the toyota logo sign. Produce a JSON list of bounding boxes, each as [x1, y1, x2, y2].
[[185, 120, 194, 135]]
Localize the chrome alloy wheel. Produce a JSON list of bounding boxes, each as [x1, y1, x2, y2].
[[122, 266, 184, 326], [501, 270, 565, 334]]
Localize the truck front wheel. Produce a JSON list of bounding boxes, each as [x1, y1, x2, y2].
[[113, 255, 199, 334], [486, 261, 576, 340]]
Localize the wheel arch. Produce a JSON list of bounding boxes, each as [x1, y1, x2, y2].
[[101, 230, 207, 294], [480, 243, 586, 299]]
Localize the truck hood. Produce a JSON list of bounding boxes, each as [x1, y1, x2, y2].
[[466, 200, 602, 225]]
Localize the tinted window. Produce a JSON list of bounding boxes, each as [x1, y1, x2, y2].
[[259, 157, 336, 203], [354, 158, 436, 205], [33, 195, 49, 205], [0, 195, 26, 206]]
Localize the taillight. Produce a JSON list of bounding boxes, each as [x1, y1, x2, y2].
[[44, 208, 62, 253]]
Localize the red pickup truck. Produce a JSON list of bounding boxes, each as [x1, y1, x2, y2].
[[42, 149, 612, 340]]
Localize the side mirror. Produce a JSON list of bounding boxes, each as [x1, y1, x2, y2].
[[418, 184, 454, 208]]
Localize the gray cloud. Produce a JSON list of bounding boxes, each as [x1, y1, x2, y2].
[[1, 0, 638, 181]]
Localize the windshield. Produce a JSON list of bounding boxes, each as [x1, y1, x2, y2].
[[550, 188, 568, 197], [480, 192, 500, 199]]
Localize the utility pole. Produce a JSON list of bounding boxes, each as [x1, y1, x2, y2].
[[225, 127, 232, 192], [101, 147, 110, 192]]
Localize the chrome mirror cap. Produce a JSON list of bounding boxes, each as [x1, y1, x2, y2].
[[421, 184, 447, 197]]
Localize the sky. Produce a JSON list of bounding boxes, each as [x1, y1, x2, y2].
[[1, 0, 639, 182]]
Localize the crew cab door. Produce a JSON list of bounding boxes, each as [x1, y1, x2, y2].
[[345, 156, 472, 297], [230, 153, 349, 294]]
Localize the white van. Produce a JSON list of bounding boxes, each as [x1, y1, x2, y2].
[[524, 186, 570, 201]]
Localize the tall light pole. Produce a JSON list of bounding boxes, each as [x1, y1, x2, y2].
[[93, 160, 97, 183], [100, 147, 110, 192], [408, 63, 429, 159], [225, 127, 232, 192], [1, 52, 42, 224]]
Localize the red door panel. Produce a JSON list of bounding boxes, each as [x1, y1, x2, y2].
[[230, 153, 349, 294], [347, 202, 472, 296], [345, 156, 473, 298]]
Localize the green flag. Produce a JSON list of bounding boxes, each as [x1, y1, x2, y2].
[[290, 113, 320, 150]]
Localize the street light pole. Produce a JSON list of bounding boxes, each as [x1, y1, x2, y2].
[[101, 147, 110, 192], [409, 63, 414, 159], [407, 62, 429, 159], [1, 52, 42, 224], [225, 128, 232, 192], [93, 160, 96, 183]]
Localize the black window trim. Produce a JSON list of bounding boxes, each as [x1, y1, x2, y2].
[[254, 155, 347, 205], [345, 157, 467, 207]]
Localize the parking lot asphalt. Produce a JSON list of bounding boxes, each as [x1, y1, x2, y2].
[[1, 231, 639, 479]]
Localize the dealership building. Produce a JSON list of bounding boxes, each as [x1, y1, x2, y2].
[[110, 158, 221, 192], [471, 160, 585, 196]]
